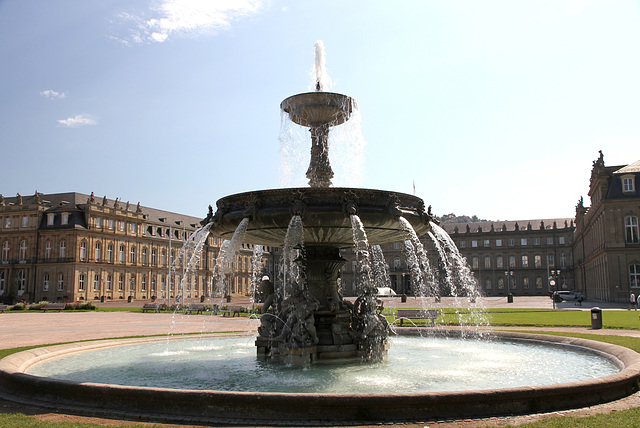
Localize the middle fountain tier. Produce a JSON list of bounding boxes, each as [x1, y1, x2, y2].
[[207, 76, 435, 365]]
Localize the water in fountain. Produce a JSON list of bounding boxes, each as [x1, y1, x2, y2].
[[212, 218, 249, 304], [249, 244, 264, 307], [309, 40, 331, 92], [173, 223, 212, 304], [280, 214, 306, 299], [370, 244, 391, 290]]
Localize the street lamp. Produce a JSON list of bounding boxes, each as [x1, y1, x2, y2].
[[504, 270, 514, 303], [549, 269, 561, 309]]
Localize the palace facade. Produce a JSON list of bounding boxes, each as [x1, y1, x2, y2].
[[0, 192, 274, 304]]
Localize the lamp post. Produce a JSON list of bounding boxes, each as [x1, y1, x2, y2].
[[549, 269, 561, 309], [504, 270, 514, 303]]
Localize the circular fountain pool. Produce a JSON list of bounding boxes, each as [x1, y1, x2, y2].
[[26, 335, 619, 394], [1, 330, 639, 425]]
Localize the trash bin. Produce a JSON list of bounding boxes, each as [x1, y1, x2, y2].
[[401, 294, 407, 303], [591, 307, 602, 329], [507, 293, 513, 303], [200, 295, 205, 303], [225, 295, 231, 303]]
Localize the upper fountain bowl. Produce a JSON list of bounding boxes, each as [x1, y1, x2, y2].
[[281, 92, 354, 127]]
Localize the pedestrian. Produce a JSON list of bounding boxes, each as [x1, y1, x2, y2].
[[630, 292, 637, 310]]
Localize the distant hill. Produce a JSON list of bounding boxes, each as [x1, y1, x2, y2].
[[436, 214, 490, 224]]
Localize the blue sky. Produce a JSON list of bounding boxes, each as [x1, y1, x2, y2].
[[1, 0, 639, 221]]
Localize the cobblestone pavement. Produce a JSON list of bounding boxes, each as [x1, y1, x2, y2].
[[1, 296, 639, 427]]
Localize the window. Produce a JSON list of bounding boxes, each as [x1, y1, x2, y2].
[[393, 257, 401, 270], [4, 218, 10, 228], [152, 276, 157, 292], [459, 241, 466, 248], [78, 274, 85, 291], [17, 270, 25, 292], [79, 240, 87, 261], [108, 219, 114, 230], [129, 276, 135, 291], [484, 257, 491, 269], [59, 241, 66, 258], [520, 238, 527, 246], [151, 248, 157, 265], [630, 264, 640, 288], [95, 217, 102, 228], [523, 277, 530, 289], [107, 244, 114, 262], [498, 277, 504, 289], [161, 249, 167, 266], [533, 238, 540, 246], [61, 213, 69, 225], [558, 236, 566, 245], [560, 253, 567, 269], [1, 241, 8, 262], [495, 239, 502, 247], [536, 277, 543, 289], [21, 216, 28, 227], [131, 223, 137, 234], [47, 214, 55, 226], [625, 216, 639, 244], [119, 221, 125, 232], [483, 240, 490, 247], [509, 256, 516, 268], [0, 270, 5, 292], [94, 274, 100, 291], [43, 273, 50, 291], [57, 273, 64, 291], [535, 255, 542, 268], [106, 275, 112, 291], [161, 275, 166, 291], [142, 247, 148, 265], [141, 275, 147, 291], [496, 256, 504, 269], [94, 242, 101, 261], [45, 241, 52, 260], [118, 275, 124, 291], [471, 240, 478, 248], [471, 257, 479, 269], [546, 237, 553, 245], [622, 176, 635, 193], [130, 246, 136, 264], [547, 254, 555, 267], [119, 245, 125, 263], [508, 239, 515, 247], [522, 255, 528, 268], [19, 240, 27, 262], [485, 278, 492, 290]]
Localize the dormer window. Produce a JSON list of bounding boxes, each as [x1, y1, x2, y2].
[[622, 175, 635, 193], [61, 213, 69, 225], [47, 213, 55, 226]]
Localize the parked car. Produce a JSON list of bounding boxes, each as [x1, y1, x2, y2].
[[376, 287, 397, 297], [554, 291, 577, 302]]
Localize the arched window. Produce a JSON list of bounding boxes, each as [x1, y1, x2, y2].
[[130, 246, 136, 264], [118, 274, 124, 291], [59, 241, 66, 259], [57, 273, 64, 291], [119, 245, 125, 263], [107, 244, 114, 262], [94, 242, 101, 261], [1, 241, 9, 262], [625, 216, 639, 244], [79, 240, 87, 261], [106, 274, 112, 291], [43, 273, 50, 291], [19, 240, 27, 262], [142, 247, 148, 265], [630, 264, 640, 288], [484, 278, 492, 290], [141, 275, 147, 291], [17, 270, 25, 292], [93, 274, 100, 291]]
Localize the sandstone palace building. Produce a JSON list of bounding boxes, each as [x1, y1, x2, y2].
[[1, 152, 638, 304], [0, 192, 273, 304]]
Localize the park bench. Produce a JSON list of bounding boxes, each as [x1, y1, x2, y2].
[[220, 305, 242, 317], [395, 309, 439, 326], [42, 303, 66, 312], [184, 303, 206, 315], [141, 303, 161, 313], [0, 304, 7, 313]]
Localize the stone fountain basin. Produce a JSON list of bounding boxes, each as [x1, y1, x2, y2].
[[0, 330, 638, 425], [281, 92, 354, 127], [209, 187, 432, 248]]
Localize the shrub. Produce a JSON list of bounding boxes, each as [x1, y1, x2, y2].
[[9, 303, 24, 311]]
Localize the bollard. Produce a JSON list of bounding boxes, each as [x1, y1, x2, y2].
[[591, 307, 602, 329]]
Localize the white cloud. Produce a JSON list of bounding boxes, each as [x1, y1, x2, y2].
[[116, 0, 265, 44], [40, 89, 66, 100], [57, 114, 98, 128]]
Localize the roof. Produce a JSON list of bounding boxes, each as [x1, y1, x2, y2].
[[0, 191, 205, 230], [439, 218, 574, 235], [614, 160, 640, 175]]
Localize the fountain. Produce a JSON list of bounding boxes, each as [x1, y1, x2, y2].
[[0, 42, 639, 426], [203, 42, 434, 365]]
